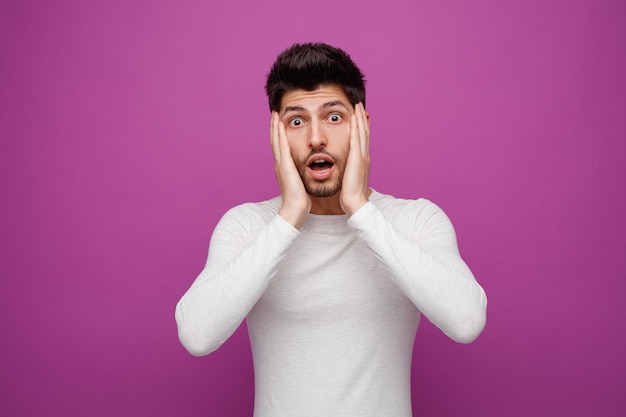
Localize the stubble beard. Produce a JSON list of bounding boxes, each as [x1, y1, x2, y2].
[[296, 149, 345, 198], [303, 176, 342, 198]]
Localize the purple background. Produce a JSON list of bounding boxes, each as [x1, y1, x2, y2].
[[1, 0, 624, 416]]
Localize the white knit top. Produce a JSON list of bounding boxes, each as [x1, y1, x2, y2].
[[176, 190, 487, 417]]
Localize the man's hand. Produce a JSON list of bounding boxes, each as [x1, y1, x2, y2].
[[271, 111, 311, 229], [340, 102, 371, 216]]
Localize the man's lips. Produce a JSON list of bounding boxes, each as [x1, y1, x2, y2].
[[306, 153, 335, 167], [306, 153, 335, 179]]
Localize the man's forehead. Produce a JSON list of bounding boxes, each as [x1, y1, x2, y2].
[[280, 86, 351, 114]]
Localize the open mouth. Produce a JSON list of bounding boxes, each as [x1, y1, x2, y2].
[[309, 159, 334, 171], [306, 154, 335, 180]]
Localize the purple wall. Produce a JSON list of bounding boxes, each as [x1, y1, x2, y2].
[[2, 1, 624, 416]]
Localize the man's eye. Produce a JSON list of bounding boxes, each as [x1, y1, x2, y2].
[[328, 113, 342, 122], [289, 118, 304, 127]]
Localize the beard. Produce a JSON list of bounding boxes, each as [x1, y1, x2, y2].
[[303, 178, 342, 197], [295, 149, 345, 198]]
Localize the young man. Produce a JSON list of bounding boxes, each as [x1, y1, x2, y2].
[[176, 43, 487, 417]]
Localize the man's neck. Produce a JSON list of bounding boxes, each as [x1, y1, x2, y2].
[[309, 196, 345, 215]]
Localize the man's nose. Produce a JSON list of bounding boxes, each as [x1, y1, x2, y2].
[[308, 123, 327, 148]]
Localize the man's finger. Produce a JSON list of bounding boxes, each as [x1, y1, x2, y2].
[[350, 112, 360, 154], [356, 103, 369, 157], [278, 118, 291, 161], [270, 111, 282, 163]]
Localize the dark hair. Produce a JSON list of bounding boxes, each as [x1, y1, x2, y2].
[[265, 43, 366, 112]]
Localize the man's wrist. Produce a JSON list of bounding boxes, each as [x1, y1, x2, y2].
[[278, 204, 309, 229], [342, 189, 372, 216], [342, 197, 368, 217]]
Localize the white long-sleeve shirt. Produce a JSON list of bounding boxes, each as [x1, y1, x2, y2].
[[176, 190, 487, 417]]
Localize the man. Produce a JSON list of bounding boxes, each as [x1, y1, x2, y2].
[[176, 43, 487, 417]]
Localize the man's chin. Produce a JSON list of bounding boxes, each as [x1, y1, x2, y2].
[[304, 182, 341, 198]]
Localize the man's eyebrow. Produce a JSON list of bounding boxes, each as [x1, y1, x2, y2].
[[321, 100, 350, 111], [281, 100, 351, 117], [281, 106, 306, 116]]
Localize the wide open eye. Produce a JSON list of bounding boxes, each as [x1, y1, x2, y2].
[[289, 117, 304, 127], [327, 113, 343, 123]]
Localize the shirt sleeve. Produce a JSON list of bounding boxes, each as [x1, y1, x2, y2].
[[175, 207, 300, 356], [347, 200, 487, 343]]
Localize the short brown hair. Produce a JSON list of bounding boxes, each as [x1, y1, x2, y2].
[[265, 43, 366, 112]]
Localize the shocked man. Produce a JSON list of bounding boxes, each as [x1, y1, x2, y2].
[[176, 42, 487, 417]]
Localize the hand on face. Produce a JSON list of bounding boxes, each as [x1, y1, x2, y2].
[[340, 102, 371, 216], [271, 111, 311, 229]]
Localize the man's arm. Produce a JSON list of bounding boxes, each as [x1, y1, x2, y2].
[[175, 208, 299, 356], [341, 103, 486, 343], [175, 113, 310, 356], [348, 201, 487, 343]]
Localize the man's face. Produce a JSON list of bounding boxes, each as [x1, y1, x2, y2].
[[279, 85, 353, 198]]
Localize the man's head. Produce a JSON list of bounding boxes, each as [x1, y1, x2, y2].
[[265, 43, 366, 113]]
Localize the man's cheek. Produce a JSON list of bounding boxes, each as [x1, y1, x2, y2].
[[290, 150, 305, 170]]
